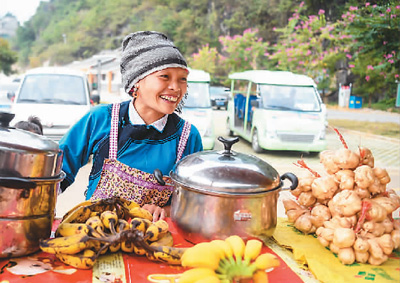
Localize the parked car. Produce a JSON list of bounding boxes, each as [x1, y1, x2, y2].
[[10, 67, 99, 141], [0, 80, 20, 111], [180, 68, 215, 150], [226, 70, 327, 153], [210, 85, 230, 110]]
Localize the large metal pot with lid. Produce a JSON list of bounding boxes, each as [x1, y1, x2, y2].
[[170, 136, 298, 243], [0, 112, 65, 258]]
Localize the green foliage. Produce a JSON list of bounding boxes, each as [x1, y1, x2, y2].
[[340, 2, 400, 104], [0, 39, 18, 75]]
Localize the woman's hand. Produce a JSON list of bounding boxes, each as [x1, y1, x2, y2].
[[142, 204, 169, 221]]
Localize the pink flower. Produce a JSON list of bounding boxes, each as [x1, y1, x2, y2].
[[365, 75, 370, 81], [388, 59, 394, 64], [318, 9, 325, 15], [349, 64, 355, 68], [383, 41, 388, 45], [395, 74, 399, 78], [346, 54, 352, 59], [367, 65, 374, 70], [391, 15, 396, 18], [396, 6, 400, 9], [349, 6, 358, 11], [386, 8, 391, 13], [365, 2, 370, 7]]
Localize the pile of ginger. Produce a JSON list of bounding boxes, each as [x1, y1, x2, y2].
[[283, 129, 400, 266]]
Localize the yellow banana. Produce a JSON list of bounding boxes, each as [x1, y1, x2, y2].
[[40, 234, 90, 255], [55, 248, 98, 269], [109, 242, 121, 253], [130, 217, 152, 233], [181, 243, 221, 270], [253, 253, 280, 270], [149, 231, 174, 247], [100, 210, 118, 234], [179, 267, 218, 283], [133, 244, 147, 256], [210, 239, 233, 260], [244, 239, 263, 264], [119, 198, 140, 210], [61, 200, 94, 222], [128, 207, 153, 221], [194, 275, 221, 283], [61, 205, 92, 224], [55, 222, 90, 237], [147, 246, 187, 265], [145, 219, 169, 242], [252, 270, 269, 283], [116, 219, 130, 233], [86, 215, 107, 237], [225, 235, 245, 264], [121, 240, 135, 253]]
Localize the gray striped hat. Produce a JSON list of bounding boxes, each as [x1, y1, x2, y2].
[[121, 31, 188, 95]]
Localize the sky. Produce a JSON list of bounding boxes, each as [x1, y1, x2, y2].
[[0, 0, 49, 24]]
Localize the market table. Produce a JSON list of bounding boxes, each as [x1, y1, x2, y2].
[[1, 218, 399, 283], [0, 218, 304, 283]]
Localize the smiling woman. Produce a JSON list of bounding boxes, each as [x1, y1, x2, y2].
[[57, 31, 203, 222]]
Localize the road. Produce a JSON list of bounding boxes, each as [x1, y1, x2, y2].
[[56, 106, 400, 219]]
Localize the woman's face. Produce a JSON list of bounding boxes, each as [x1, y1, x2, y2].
[[134, 67, 188, 124]]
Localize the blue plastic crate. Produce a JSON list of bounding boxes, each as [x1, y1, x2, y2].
[[349, 96, 362, 109]]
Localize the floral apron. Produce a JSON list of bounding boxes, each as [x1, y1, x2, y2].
[[90, 103, 191, 206]]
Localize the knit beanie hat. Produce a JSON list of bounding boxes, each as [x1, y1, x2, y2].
[[121, 31, 188, 94]]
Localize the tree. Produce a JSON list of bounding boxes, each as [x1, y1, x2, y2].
[[0, 39, 18, 75], [339, 2, 400, 106]]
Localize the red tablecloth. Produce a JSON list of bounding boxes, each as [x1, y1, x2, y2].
[[0, 219, 303, 283]]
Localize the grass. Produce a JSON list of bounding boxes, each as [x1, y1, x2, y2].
[[328, 119, 400, 140]]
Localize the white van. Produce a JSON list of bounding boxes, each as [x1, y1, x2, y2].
[[11, 67, 97, 141], [180, 68, 215, 150], [226, 70, 327, 153]]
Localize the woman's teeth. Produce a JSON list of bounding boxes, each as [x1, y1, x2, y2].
[[161, 95, 178, 102]]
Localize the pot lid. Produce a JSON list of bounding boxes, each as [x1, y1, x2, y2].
[[170, 137, 281, 194], [0, 112, 63, 178]]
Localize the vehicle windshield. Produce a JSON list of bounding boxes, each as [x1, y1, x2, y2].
[[17, 74, 88, 105], [259, 84, 321, 111], [185, 82, 211, 108]]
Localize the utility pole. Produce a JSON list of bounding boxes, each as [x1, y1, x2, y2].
[[97, 59, 102, 96]]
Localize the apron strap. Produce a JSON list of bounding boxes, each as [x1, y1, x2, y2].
[[176, 121, 191, 163], [109, 103, 121, 160], [110, 102, 190, 163]]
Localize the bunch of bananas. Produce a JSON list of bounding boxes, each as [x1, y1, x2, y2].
[[39, 197, 186, 269], [179, 235, 280, 283]]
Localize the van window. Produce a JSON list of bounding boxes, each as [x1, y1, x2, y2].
[[259, 85, 320, 111], [185, 82, 211, 108], [17, 74, 88, 105]]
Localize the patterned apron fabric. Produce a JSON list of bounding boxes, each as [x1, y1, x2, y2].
[[91, 103, 190, 206]]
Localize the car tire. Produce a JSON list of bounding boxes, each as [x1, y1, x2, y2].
[[252, 129, 264, 153], [226, 118, 234, 137]]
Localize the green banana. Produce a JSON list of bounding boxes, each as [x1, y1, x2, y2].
[[40, 234, 90, 254], [55, 248, 98, 269]]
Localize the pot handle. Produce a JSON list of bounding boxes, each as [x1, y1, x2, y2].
[[280, 172, 298, 191], [0, 176, 37, 189], [153, 169, 166, 186]]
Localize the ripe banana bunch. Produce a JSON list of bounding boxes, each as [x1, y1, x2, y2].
[[42, 197, 183, 269], [179, 235, 280, 283]]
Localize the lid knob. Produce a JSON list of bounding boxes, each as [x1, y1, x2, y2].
[[0, 112, 15, 128], [218, 136, 239, 156]]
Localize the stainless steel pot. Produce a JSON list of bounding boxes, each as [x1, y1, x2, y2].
[[0, 112, 64, 258], [170, 136, 298, 243]]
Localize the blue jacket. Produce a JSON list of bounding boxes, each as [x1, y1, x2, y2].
[[59, 100, 203, 199]]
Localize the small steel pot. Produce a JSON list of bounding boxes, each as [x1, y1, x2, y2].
[[0, 112, 64, 258], [170, 136, 298, 243]]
